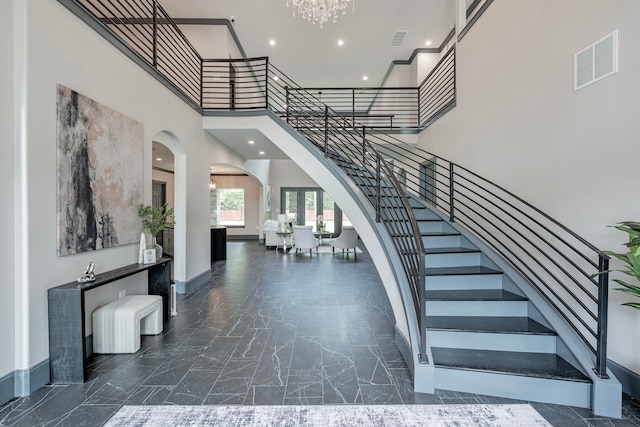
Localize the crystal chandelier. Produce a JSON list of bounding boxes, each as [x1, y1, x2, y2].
[[286, 0, 355, 28]]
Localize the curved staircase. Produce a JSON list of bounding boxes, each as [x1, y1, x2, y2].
[[410, 195, 592, 405]]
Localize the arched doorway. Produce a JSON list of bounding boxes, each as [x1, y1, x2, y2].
[[151, 131, 186, 287], [208, 163, 266, 243]]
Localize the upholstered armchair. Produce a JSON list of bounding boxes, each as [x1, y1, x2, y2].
[[331, 226, 359, 257], [292, 225, 319, 256]]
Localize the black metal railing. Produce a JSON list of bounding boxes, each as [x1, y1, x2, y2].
[[419, 46, 456, 128], [361, 131, 611, 378], [202, 57, 269, 110], [71, 0, 455, 131], [77, 0, 202, 105], [286, 87, 419, 129], [65, 0, 610, 377]]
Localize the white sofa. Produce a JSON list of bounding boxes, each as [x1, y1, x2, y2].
[[263, 219, 279, 248], [265, 231, 278, 248]]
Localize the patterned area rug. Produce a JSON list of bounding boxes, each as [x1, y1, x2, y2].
[[104, 404, 551, 426]]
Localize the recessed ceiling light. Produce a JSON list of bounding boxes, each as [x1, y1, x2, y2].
[[273, 75, 279, 81], [269, 39, 276, 46], [156, 157, 162, 161], [248, 140, 255, 144], [259, 151, 265, 155], [337, 39, 344, 46], [425, 40, 432, 46], [362, 76, 368, 81]]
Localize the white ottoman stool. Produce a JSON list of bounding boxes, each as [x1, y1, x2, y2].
[[93, 295, 163, 354]]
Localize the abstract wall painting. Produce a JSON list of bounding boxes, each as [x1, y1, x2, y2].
[[56, 84, 143, 256]]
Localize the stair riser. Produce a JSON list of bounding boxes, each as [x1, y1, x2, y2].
[[426, 301, 528, 317], [418, 221, 456, 233], [425, 252, 483, 268], [422, 234, 464, 248], [413, 209, 441, 221], [425, 274, 504, 291], [434, 368, 591, 409], [408, 198, 425, 208], [427, 330, 557, 353]]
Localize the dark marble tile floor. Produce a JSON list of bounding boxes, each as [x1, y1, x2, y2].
[[1, 241, 639, 426]]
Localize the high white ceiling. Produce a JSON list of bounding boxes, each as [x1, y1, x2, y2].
[[159, 0, 455, 88]]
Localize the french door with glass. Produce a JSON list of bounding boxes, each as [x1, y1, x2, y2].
[[281, 188, 345, 234]]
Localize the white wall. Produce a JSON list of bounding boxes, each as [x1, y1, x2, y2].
[[414, 52, 442, 86], [384, 63, 411, 88], [19, 0, 213, 371], [179, 25, 230, 59], [1, 0, 16, 380], [419, 0, 640, 374]]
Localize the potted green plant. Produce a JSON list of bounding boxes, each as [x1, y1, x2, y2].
[[138, 203, 175, 258], [596, 221, 640, 310]]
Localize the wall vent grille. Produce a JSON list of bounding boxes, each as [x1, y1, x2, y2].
[[390, 30, 409, 47], [574, 30, 618, 91]]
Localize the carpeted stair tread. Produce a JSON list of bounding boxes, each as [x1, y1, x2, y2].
[[425, 289, 526, 301], [431, 347, 589, 382], [425, 265, 502, 276], [426, 316, 556, 335]]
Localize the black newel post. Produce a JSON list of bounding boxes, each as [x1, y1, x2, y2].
[[596, 254, 610, 378]]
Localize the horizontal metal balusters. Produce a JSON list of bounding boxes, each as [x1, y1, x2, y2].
[[419, 46, 456, 128], [77, 0, 202, 104]]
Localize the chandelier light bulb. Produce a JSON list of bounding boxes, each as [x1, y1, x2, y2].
[[286, 0, 355, 29]]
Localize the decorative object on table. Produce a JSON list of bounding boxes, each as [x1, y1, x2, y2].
[[278, 214, 288, 233], [77, 262, 96, 283], [143, 248, 156, 265], [137, 232, 146, 264], [288, 215, 298, 232], [265, 184, 272, 212], [138, 203, 175, 259], [593, 221, 640, 310], [316, 215, 324, 232], [56, 84, 143, 256]]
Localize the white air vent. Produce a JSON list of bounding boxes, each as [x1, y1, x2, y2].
[[574, 30, 618, 91], [390, 30, 409, 47]]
